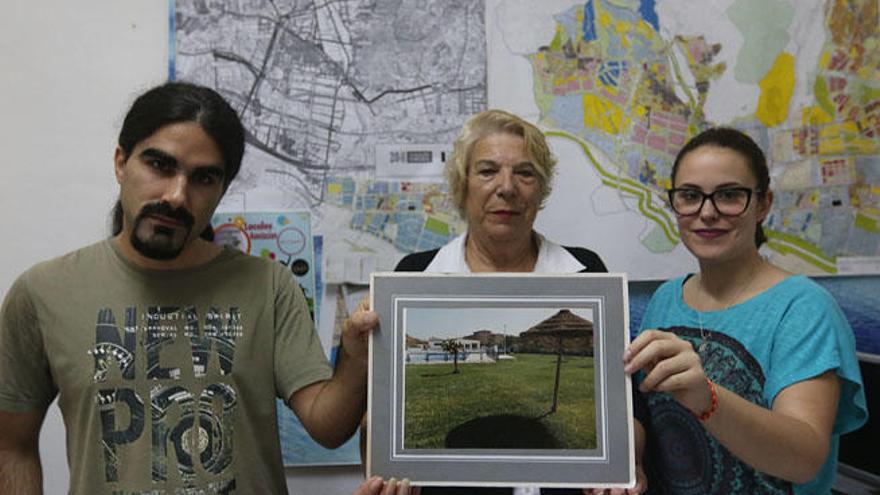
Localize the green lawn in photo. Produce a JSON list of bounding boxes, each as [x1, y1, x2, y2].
[[403, 354, 596, 449]]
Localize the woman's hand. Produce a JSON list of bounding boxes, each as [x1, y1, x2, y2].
[[354, 476, 420, 495], [624, 329, 712, 416], [581, 461, 647, 494]]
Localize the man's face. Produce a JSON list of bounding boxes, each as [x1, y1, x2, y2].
[[115, 121, 226, 261]]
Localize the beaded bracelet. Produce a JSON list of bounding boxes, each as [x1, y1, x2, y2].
[[695, 378, 718, 421]]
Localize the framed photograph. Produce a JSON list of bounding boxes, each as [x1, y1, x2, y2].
[[368, 273, 634, 489]]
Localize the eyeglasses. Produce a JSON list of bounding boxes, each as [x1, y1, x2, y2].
[[667, 187, 759, 216]]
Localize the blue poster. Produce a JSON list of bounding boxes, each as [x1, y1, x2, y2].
[[211, 212, 359, 466]]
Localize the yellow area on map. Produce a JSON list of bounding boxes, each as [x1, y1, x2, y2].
[[550, 25, 564, 51], [327, 183, 343, 194], [819, 50, 831, 69], [802, 105, 834, 125], [583, 93, 628, 134], [424, 216, 450, 236], [862, 85, 880, 104], [657, 177, 672, 190], [855, 213, 879, 233], [756, 52, 795, 127], [615, 21, 631, 49], [636, 20, 654, 40], [814, 77, 836, 116], [819, 121, 880, 155]]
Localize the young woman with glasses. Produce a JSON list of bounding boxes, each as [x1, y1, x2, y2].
[[614, 127, 867, 495]]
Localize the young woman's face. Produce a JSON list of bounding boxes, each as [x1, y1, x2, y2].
[[672, 145, 771, 265]]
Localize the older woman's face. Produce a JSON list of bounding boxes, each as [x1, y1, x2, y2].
[[464, 132, 541, 243]]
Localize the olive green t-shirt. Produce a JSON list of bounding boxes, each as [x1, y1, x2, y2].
[[0, 239, 332, 494]]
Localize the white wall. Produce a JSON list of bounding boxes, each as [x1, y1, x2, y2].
[[0, 1, 362, 493]]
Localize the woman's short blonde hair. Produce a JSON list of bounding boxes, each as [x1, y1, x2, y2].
[[446, 109, 557, 217]]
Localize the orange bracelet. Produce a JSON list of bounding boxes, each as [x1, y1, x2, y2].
[[695, 378, 718, 421]]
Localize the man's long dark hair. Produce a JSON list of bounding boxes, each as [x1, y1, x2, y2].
[[111, 81, 245, 239]]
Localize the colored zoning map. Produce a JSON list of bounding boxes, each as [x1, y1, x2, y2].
[[489, 0, 879, 276], [173, 0, 484, 283]]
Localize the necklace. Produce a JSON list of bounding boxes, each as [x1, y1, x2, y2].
[[695, 260, 761, 356]]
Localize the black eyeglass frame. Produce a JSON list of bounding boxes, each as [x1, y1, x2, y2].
[[666, 186, 762, 217]]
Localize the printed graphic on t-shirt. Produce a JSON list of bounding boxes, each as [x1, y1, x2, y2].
[[89, 305, 242, 492], [642, 326, 793, 495]]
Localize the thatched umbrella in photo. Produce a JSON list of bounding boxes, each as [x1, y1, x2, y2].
[[522, 309, 594, 413]]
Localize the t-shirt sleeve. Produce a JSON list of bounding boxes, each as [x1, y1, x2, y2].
[[271, 265, 332, 402], [0, 274, 57, 412], [766, 282, 867, 435]]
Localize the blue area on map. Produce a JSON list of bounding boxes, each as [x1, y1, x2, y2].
[[367, 182, 391, 194], [856, 155, 880, 181], [602, 0, 641, 24], [582, 0, 597, 41], [624, 151, 643, 180], [332, 178, 356, 207], [350, 211, 365, 230], [395, 197, 421, 211], [416, 229, 450, 251], [598, 60, 626, 86], [600, 1, 643, 58], [393, 212, 424, 252], [555, 6, 582, 45], [638, 0, 659, 31], [587, 131, 618, 163], [549, 94, 586, 132], [367, 213, 390, 234], [362, 195, 381, 209]]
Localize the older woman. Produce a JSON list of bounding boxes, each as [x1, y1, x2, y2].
[[621, 127, 867, 495], [396, 109, 605, 274], [381, 109, 612, 495]]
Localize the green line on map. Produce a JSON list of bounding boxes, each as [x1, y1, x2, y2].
[[548, 130, 679, 244], [765, 230, 837, 273]]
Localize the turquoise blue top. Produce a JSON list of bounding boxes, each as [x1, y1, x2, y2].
[[637, 275, 867, 494]]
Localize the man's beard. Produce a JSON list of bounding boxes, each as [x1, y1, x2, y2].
[[130, 202, 195, 260]]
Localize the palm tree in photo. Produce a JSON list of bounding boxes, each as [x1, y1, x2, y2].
[[441, 339, 465, 374]]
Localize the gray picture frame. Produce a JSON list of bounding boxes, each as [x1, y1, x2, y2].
[[368, 273, 635, 489]]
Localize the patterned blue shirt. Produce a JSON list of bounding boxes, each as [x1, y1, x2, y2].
[[636, 275, 867, 494]]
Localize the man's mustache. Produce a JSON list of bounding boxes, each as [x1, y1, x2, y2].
[[137, 202, 195, 229]]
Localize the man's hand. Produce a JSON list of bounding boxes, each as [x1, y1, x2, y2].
[[340, 297, 379, 364]]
